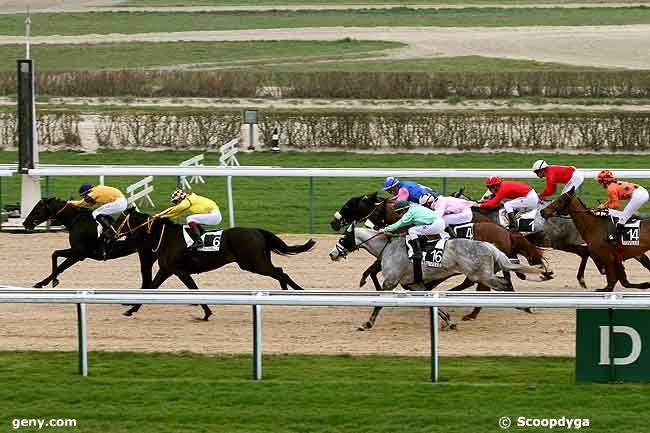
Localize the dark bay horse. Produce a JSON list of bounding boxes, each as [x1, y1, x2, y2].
[[331, 193, 551, 325], [113, 208, 315, 319], [541, 190, 650, 292], [452, 188, 650, 288], [22, 198, 154, 290]]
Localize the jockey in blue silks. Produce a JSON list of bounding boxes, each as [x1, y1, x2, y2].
[[383, 176, 438, 204]]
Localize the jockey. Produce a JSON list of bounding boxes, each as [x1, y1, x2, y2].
[[596, 170, 649, 232], [532, 160, 584, 198], [383, 176, 437, 204], [68, 183, 127, 238], [380, 200, 446, 260], [155, 190, 222, 249], [480, 176, 538, 229], [420, 193, 475, 227]]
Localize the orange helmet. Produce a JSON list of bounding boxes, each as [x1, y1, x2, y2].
[[596, 170, 615, 183], [485, 176, 502, 187]]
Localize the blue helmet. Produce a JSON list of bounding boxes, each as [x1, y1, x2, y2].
[[79, 183, 93, 195], [383, 176, 400, 190]]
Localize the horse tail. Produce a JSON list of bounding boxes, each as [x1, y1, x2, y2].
[[487, 243, 545, 275], [260, 230, 316, 255], [510, 232, 548, 268]]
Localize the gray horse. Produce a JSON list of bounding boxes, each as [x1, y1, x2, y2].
[[329, 224, 545, 293]]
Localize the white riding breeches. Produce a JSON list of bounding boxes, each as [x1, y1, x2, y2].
[[92, 197, 128, 237], [504, 190, 539, 213], [187, 209, 223, 226], [407, 218, 446, 240], [561, 171, 585, 194], [92, 197, 128, 219], [442, 208, 473, 226], [619, 186, 649, 225]]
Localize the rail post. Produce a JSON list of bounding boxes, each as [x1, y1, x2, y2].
[[227, 176, 235, 228], [76, 302, 88, 377], [430, 302, 439, 383], [309, 177, 314, 233], [0, 175, 3, 231], [252, 304, 262, 380], [44, 175, 50, 231], [442, 177, 448, 196]]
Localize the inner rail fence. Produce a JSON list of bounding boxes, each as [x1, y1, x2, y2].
[[3, 165, 650, 232], [1, 287, 649, 382]]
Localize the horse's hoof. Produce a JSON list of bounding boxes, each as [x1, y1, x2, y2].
[[578, 279, 587, 289], [449, 323, 458, 330], [462, 315, 476, 321], [516, 307, 533, 314], [357, 326, 367, 331], [203, 312, 213, 321], [123, 311, 133, 317], [359, 279, 367, 287], [33, 283, 43, 289], [594, 288, 613, 292], [52, 279, 59, 288]]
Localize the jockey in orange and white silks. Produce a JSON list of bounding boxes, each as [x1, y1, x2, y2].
[[596, 170, 649, 227], [68, 183, 128, 238], [155, 190, 222, 249], [420, 193, 475, 226]]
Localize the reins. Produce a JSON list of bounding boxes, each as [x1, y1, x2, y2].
[[111, 213, 166, 253]]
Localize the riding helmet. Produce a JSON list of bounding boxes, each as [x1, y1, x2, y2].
[[171, 189, 188, 204], [79, 183, 93, 195], [531, 160, 549, 172], [383, 177, 400, 190], [485, 176, 502, 187], [393, 200, 411, 212], [597, 170, 615, 183]]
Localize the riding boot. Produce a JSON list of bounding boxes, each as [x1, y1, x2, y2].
[[188, 222, 204, 249], [607, 218, 617, 242], [95, 214, 115, 240], [506, 211, 517, 230], [407, 237, 423, 284], [616, 223, 627, 238]]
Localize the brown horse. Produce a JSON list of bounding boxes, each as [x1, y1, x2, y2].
[[333, 194, 551, 325], [541, 189, 650, 292]]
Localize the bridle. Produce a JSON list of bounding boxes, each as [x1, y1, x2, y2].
[[334, 227, 388, 259]]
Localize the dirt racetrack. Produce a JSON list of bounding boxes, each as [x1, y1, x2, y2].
[[2, 232, 649, 357]]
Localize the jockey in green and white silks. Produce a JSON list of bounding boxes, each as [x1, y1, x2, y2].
[[380, 200, 446, 258]]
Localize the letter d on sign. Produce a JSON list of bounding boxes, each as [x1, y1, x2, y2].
[[599, 326, 642, 366]]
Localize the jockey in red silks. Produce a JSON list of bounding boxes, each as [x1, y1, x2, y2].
[[420, 193, 475, 226], [532, 160, 584, 199], [480, 176, 539, 229]]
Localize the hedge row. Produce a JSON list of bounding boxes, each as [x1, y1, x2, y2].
[[1, 70, 650, 98], [2, 110, 650, 151]]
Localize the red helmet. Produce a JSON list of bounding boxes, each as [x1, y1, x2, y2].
[[485, 176, 502, 187]]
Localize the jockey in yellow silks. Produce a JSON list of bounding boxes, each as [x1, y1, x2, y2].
[[155, 190, 222, 249], [68, 183, 128, 238]]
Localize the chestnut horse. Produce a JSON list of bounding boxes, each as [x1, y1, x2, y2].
[[541, 189, 650, 292]]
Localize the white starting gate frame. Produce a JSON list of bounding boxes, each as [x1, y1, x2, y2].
[[178, 154, 206, 190], [126, 176, 155, 210]]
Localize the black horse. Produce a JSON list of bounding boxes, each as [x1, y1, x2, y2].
[[113, 208, 316, 320], [23, 198, 155, 290]]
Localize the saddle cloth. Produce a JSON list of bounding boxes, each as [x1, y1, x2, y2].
[[451, 222, 474, 239], [419, 237, 448, 268], [182, 227, 224, 252], [608, 218, 641, 246], [499, 208, 540, 234]]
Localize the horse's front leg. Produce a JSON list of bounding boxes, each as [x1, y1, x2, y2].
[[618, 265, 650, 290], [176, 273, 212, 321], [360, 306, 383, 331], [595, 261, 620, 292], [635, 254, 650, 272], [34, 248, 79, 288], [137, 251, 155, 290], [123, 268, 172, 317], [360, 260, 382, 288]]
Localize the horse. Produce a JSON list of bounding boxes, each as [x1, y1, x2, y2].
[[331, 193, 552, 324], [451, 188, 650, 288], [112, 208, 315, 320], [541, 189, 650, 292], [329, 224, 546, 297], [22, 198, 155, 290]]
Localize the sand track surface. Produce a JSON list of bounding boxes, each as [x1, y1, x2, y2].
[[2, 232, 649, 356]]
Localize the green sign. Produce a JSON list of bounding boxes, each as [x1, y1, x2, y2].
[[576, 309, 650, 382]]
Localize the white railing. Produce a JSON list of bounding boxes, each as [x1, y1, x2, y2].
[[1, 287, 649, 381], [126, 176, 155, 210]]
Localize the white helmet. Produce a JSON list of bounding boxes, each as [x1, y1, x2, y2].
[[532, 160, 549, 172]]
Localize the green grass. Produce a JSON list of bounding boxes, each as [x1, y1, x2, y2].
[[124, 0, 639, 5], [0, 352, 647, 433], [250, 55, 608, 73], [0, 40, 401, 71], [2, 150, 650, 233], [3, 7, 650, 36]]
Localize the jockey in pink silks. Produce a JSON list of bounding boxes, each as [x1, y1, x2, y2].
[[420, 193, 476, 226]]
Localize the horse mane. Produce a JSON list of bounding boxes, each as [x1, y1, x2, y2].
[[47, 197, 92, 215]]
